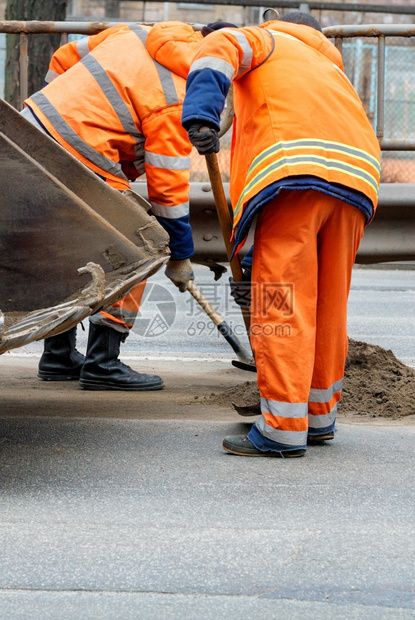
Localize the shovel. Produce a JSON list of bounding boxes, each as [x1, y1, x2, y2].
[[203, 150, 256, 372], [186, 280, 255, 369]]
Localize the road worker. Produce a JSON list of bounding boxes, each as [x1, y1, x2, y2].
[[21, 21, 201, 390], [183, 13, 381, 456]]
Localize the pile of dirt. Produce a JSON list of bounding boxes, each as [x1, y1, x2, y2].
[[203, 381, 259, 409], [340, 339, 415, 418], [203, 339, 415, 419]]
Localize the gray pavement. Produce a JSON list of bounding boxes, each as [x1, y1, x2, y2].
[[348, 267, 415, 367], [0, 418, 414, 619], [15, 265, 415, 367], [1, 266, 415, 618]]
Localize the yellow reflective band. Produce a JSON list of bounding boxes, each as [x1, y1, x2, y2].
[[247, 138, 381, 180], [246, 144, 381, 189], [234, 154, 379, 218]]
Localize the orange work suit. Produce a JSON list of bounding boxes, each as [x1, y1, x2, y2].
[[23, 22, 201, 332], [182, 20, 381, 450], [249, 190, 365, 449]]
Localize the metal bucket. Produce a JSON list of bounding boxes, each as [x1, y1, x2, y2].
[[0, 99, 170, 353]]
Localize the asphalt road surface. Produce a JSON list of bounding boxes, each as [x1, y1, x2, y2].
[[15, 264, 415, 367], [0, 266, 414, 619]]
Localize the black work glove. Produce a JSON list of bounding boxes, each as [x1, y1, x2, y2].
[[187, 123, 220, 155], [229, 268, 252, 308]]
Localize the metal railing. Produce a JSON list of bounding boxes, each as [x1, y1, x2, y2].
[[1, 19, 415, 150], [0, 19, 414, 264], [0, 20, 121, 108], [95, 0, 415, 14], [324, 24, 415, 151]]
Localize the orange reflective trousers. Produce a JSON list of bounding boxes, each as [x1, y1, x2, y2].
[[248, 189, 365, 451], [90, 281, 147, 333]]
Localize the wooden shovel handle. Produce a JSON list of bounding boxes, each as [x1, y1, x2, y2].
[[205, 152, 243, 282], [204, 152, 251, 335]]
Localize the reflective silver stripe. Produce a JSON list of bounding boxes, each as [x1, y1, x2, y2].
[[256, 415, 307, 447], [145, 151, 190, 171], [150, 201, 189, 219], [44, 69, 59, 84], [154, 61, 179, 105], [82, 55, 142, 142], [129, 23, 178, 106], [94, 26, 147, 169], [89, 313, 130, 333], [128, 23, 148, 45], [133, 153, 146, 176], [189, 57, 235, 81], [103, 307, 138, 322], [261, 396, 307, 418], [221, 29, 253, 76], [81, 54, 145, 171], [30, 91, 127, 179], [309, 405, 338, 430], [76, 37, 90, 58], [309, 379, 344, 404]]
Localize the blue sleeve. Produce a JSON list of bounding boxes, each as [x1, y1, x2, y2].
[[154, 214, 194, 261], [182, 68, 231, 131], [241, 246, 253, 271]]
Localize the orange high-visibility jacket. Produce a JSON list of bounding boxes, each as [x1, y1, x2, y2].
[[182, 20, 381, 234], [43, 24, 152, 85], [25, 22, 202, 259]]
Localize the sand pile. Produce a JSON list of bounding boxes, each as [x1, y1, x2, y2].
[[204, 339, 415, 419], [340, 339, 415, 418]]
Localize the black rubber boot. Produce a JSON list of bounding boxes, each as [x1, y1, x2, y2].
[[79, 323, 164, 391], [38, 327, 85, 381]]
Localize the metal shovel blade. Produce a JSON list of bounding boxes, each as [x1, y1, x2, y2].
[[231, 400, 261, 416]]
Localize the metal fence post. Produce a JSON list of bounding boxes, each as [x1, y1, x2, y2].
[[18, 32, 28, 111], [376, 34, 386, 142]]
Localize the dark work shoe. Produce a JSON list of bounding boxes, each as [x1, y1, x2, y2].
[[222, 435, 306, 458], [38, 327, 85, 381], [79, 370, 164, 391], [79, 323, 164, 391], [307, 431, 335, 443]]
